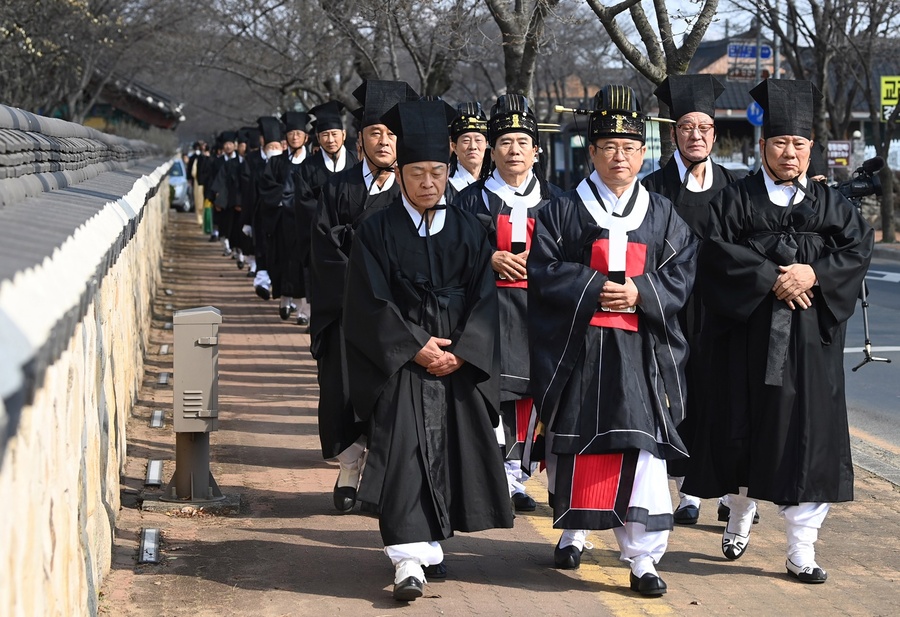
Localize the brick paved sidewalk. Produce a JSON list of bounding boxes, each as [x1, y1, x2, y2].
[[100, 210, 900, 617]]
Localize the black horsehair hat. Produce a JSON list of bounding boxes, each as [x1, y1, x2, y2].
[[380, 100, 456, 168], [589, 84, 645, 143], [654, 74, 725, 121], [281, 111, 311, 133], [219, 130, 238, 144], [750, 79, 817, 139], [352, 80, 420, 128], [257, 116, 285, 145], [488, 94, 539, 144], [309, 101, 346, 133], [451, 102, 488, 141]]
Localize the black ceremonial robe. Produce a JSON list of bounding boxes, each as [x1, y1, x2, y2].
[[257, 153, 307, 298], [529, 178, 698, 460], [641, 157, 738, 475], [682, 173, 873, 505], [344, 198, 513, 545], [298, 147, 359, 268], [309, 162, 400, 459], [454, 178, 562, 457]]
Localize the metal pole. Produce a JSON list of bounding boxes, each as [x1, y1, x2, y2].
[[753, 14, 763, 170]]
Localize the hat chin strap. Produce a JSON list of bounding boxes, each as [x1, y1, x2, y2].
[[763, 148, 815, 201], [361, 139, 396, 178]]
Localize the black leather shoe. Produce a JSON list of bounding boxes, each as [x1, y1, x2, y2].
[[279, 305, 295, 320], [254, 285, 270, 301], [553, 543, 582, 569], [296, 314, 310, 327], [512, 492, 536, 512], [629, 572, 667, 596], [673, 504, 700, 525], [333, 482, 357, 513], [718, 503, 760, 524], [237, 258, 245, 269], [786, 559, 828, 583], [423, 562, 447, 579], [392, 576, 424, 601]]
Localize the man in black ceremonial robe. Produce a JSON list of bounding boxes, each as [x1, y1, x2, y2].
[[296, 100, 358, 326], [257, 111, 311, 323], [528, 85, 698, 597], [641, 74, 740, 527], [682, 79, 873, 584], [344, 99, 512, 602], [309, 80, 418, 513]]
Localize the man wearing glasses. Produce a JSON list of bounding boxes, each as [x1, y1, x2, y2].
[[528, 84, 698, 596], [642, 75, 742, 528]]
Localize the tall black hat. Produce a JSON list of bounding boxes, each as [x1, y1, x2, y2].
[[281, 111, 310, 133], [351, 80, 419, 128], [238, 126, 260, 146], [450, 102, 488, 141], [257, 116, 285, 145], [589, 85, 645, 143], [219, 130, 238, 144], [654, 74, 725, 121], [309, 101, 346, 133], [750, 79, 816, 139], [380, 100, 456, 167], [488, 94, 538, 144]]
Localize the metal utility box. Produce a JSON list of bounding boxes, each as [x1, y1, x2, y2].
[[173, 306, 221, 432]]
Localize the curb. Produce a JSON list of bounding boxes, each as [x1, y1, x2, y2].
[[873, 243, 900, 261]]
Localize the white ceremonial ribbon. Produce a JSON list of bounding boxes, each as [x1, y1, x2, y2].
[[483, 171, 541, 243], [575, 171, 649, 272]]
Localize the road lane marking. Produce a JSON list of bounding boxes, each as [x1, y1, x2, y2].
[[866, 270, 900, 283], [844, 346, 900, 353]]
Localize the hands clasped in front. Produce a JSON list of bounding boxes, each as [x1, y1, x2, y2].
[[599, 277, 640, 311], [492, 250, 528, 280], [773, 264, 817, 310], [415, 337, 465, 377]]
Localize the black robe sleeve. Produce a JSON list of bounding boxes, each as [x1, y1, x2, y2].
[[343, 203, 500, 423]]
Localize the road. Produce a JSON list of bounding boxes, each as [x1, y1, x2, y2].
[[844, 256, 900, 483]]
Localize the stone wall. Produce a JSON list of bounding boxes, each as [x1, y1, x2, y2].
[[0, 104, 170, 616]]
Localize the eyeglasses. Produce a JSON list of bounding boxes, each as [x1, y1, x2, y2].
[[676, 124, 715, 136], [597, 144, 641, 158]]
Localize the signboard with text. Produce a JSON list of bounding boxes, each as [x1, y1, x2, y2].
[[881, 76, 900, 122], [827, 141, 851, 168], [726, 39, 773, 82]]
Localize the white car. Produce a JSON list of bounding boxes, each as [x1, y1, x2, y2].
[[168, 158, 192, 212]]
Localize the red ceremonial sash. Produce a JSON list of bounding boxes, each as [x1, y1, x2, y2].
[[588, 238, 646, 332], [495, 213, 534, 289], [515, 398, 536, 444], [570, 453, 627, 510]]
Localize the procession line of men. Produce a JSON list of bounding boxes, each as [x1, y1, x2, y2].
[[187, 74, 873, 601]]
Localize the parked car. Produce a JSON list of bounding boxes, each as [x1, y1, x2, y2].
[[720, 160, 753, 179], [168, 158, 192, 212]]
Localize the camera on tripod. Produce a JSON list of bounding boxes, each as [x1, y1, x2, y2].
[[833, 156, 884, 204]]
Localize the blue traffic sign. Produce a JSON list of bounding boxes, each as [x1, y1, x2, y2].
[[728, 43, 773, 59], [747, 102, 765, 127]]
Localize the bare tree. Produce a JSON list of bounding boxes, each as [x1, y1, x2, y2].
[[483, 0, 562, 98]]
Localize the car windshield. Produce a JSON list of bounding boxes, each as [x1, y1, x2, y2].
[[170, 162, 184, 177]]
